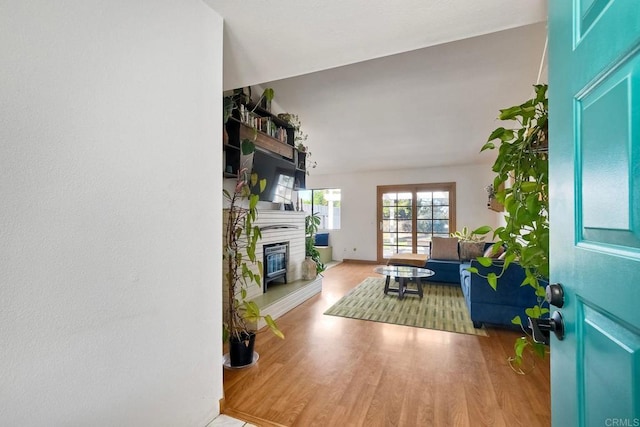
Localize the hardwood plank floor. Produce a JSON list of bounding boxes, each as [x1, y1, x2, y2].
[[223, 262, 551, 427]]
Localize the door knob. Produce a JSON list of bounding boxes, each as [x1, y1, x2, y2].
[[546, 283, 565, 308], [528, 311, 565, 345]]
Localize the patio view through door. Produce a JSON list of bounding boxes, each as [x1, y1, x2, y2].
[[377, 183, 456, 263]]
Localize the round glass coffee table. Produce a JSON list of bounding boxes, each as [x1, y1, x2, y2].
[[374, 265, 435, 299]]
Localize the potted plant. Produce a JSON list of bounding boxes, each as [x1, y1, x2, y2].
[[223, 143, 284, 367], [224, 87, 275, 125], [469, 84, 549, 373], [451, 225, 491, 261], [277, 113, 317, 173], [302, 213, 326, 279]]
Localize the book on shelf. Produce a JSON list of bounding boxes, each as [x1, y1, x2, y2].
[[238, 104, 288, 143]]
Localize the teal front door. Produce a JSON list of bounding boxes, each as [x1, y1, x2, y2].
[[549, 1, 640, 426]]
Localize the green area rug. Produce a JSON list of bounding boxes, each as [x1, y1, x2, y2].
[[324, 277, 488, 337]]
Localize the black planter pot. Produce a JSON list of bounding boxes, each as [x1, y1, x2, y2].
[[229, 331, 256, 367]]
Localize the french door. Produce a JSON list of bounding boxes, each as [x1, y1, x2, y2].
[[377, 183, 456, 263]]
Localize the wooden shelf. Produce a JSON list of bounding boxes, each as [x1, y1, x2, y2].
[[223, 97, 304, 186], [239, 123, 293, 160]]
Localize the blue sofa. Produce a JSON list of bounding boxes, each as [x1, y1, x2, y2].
[[459, 260, 545, 329], [425, 241, 493, 285], [424, 259, 463, 285]]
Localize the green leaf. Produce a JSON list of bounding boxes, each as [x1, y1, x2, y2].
[[477, 257, 492, 267], [487, 127, 506, 141], [520, 181, 538, 193], [487, 272, 497, 290], [466, 266, 479, 274], [511, 315, 522, 326], [262, 87, 275, 102], [480, 142, 495, 152], [241, 139, 255, 155], [471, 225, 492, 235], [502, 252, 517, 269], [264, 315, 285, 339], [242, 300, 261, 323], [525, 306, 542, 318], [259, 178, 267, 193], [499, 129, 515, 142], [514, 336, 528, 359], [499, 105, 524, 120]]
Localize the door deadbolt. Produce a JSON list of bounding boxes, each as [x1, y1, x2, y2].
[[546, 283, 565, 308]]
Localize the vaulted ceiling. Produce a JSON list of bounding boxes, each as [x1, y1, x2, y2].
[[206, 1, 548, 175]]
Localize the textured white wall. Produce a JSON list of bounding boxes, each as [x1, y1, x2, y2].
[[0, 1, 224, 426], [307, 164, 502, 261]]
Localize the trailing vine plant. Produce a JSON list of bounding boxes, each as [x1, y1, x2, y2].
[[277, 113, 317, 172], [468, 84, 550, 372], [223, 139, 284, 343]]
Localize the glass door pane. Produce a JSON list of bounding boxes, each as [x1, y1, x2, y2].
[[381, 192, 413, 258]]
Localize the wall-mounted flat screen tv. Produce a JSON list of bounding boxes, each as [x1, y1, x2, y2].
[[250, 148, 296, 203]]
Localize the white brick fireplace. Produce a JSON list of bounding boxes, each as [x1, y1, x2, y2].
[[223, 208, 322, 327], [246, 210, 306, 300]]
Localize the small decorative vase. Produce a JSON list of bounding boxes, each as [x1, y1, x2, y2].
[[302, 256, 317, 280]]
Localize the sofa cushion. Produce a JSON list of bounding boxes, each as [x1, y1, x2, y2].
[[430, 237, 459, 260], [314, 233, 329, 246], [425, 259, 462, 284], [459, 241, 486, 261]]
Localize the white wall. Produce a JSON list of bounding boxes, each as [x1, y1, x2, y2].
[[307, 164, 502, 261], [0, 1, 224, 426]]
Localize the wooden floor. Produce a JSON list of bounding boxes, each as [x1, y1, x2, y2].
[[223, 262, 551, 427]]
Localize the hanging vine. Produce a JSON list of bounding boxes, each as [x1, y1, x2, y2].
[[469, 84, 550, 369]]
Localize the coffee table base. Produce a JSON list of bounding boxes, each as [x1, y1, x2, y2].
[[383, 276, 424, 299]]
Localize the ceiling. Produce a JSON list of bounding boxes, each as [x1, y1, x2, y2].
[[205, 1, 548, 175]]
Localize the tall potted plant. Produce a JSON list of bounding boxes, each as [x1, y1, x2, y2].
[[303, 213, 326, 278], [223, 140, 284, 367], [469, 84, 549, 372]]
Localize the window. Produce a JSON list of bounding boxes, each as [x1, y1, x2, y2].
[[377, 183, 456, 261], [299, 189, 341, 230]]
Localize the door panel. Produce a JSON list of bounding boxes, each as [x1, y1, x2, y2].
[[581, 304, 640, 424], [550, 1, 640, 426]]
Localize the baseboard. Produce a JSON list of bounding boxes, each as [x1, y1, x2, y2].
[[222, 407, 288, 427], [341, 259, 379, 264]]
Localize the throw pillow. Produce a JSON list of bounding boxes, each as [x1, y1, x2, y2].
[[459, 241, 486, 261], [483, 244, 505, 258], [430, 237, 459, 260], [315, 233, 329, 246]]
